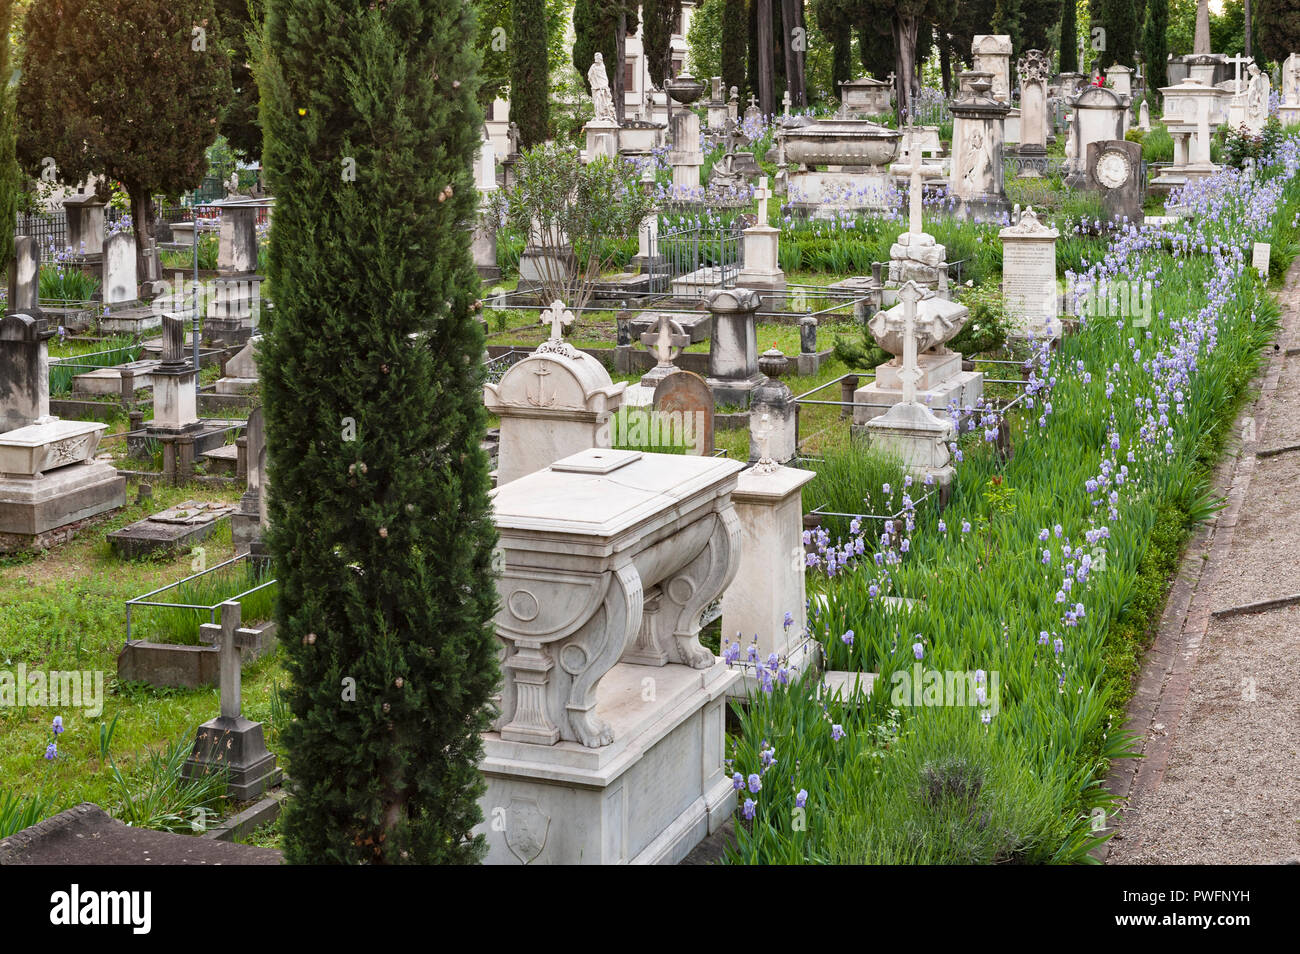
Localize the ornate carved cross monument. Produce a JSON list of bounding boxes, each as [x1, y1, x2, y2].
[[896, 281, 924, 405], [640, 314, 690, 370], [540, 299, 575, 341]]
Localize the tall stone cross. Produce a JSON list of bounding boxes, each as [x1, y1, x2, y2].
[[753, 176, 772, 227], [905, 131, 942, 237], [897, 281, 924, 406], [198, 600, 261, 721], [640, 315, 690, 369], [1227, 53, 1253, 93], [782, 90, 791, 117], [540, 299, 574, 340]]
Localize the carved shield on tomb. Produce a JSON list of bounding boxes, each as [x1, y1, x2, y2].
[[506, 797, 550, 864]]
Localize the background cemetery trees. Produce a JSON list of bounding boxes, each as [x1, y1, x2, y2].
[[477, 0, 511, 107], [512, 0, 550, 147], [1019, 0, 1060, 50], [722, 0, 748, 99], [573, 0, 639, 122], [644, 0, 684, 87], [14, 0, 233, 277], [0, 0, 18, 274], [812, 0, 855, 95], [1058, 0, 1077, 70], [217, 0, 263, 162], [1090, 0, 1138, 69], [258, 0, 499, 864], [1143, 0, 1168, 97], [1254, 0, 1300, 62]]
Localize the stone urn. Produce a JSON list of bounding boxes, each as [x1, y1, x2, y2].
[[783, 118, 902, 170], [867, 295, 970, 357], [758, 347, 790, 379], [666, 74, 706, 106]]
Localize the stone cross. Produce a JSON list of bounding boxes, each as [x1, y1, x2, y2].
[[640, 315, 689, 368], [887, 72, 896, 87], [198, 601, 261, 720], [753, 176, 772, 227], [897, 281, 924, 405], [540, 299, 574, 340], [748, 93, 758, 111], [1227, 53, 1252, 93], [905, 131, 942, 237], [782, 90, 791, 117]]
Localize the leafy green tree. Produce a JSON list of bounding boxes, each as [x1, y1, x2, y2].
[[512, 0, 549, 147], [1144, 0, 1168, 96], [1092, 0, 1137, 68], [15, 0, 232, 277], [476, 0, 510, 107], [257, 0, 499, 864], [686, 0, 724, 84], [573, 0, 638, 103]]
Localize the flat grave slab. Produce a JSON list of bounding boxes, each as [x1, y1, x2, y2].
[[71, 359, 161, 396], [108, 499, 235, 558], [0, 803, 281, 865], [201, 443, 240, 474]]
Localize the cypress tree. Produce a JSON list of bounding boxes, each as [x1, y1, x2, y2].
[[644, 0, 682, 87], [258, 0, 499, 864], [722, 0, 748, 100], [1254, 0, 1300, 63], [1059, 0, 1078, 71], [1096, 0, 1136, 68], [512, 0, 550, 147], [1143, 0, 1168, 97], [1, 0, 19, 275]]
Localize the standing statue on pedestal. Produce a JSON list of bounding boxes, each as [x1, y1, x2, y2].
[[589, 53, 617, 124]]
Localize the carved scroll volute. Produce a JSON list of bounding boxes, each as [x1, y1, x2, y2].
[[495, 566, 616, 746]]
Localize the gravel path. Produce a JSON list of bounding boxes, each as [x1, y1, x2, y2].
[[1105, 263, 1300, 865]]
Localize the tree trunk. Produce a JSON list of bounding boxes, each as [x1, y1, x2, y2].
[[127, 185, 157, 286], [757, 0, 774, 115], [615, 12, 627, 124], [892, 15, 918, 123], [780, 0, 806, 107], [940, 34, 952, 97], [1244, 0, 1252, 59]]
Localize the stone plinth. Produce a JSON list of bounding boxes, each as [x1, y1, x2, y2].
[[863, 400, 956, 490], [479, 447, 744, 864], [720, 462, 817, 691], [483, 337, 626, 485], [63, 194, 107, 258], [705, 288, 764, 408], [7, 237, 40, 316], [736, 225, 786, 300], [669, 110, 703, 191], [148, 315, 201, 435], [887, 232, 947, 290], [948, 72, 1011, 220]]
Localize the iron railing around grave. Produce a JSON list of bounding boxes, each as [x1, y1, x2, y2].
[[651, 223, 744, 299]]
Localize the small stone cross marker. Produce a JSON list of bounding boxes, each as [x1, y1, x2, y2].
[[782, 90, 791, 116], [540, 299, 574, 340], [640, 315, 690, 368], [753, 176, 772, 227], [897, 282, 924, 406], [198, 600, 261, 721]]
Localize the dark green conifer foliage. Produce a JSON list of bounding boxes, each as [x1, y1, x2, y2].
[[258, 0, 499, 864]]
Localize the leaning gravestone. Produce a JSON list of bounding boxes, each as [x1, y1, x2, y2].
[[6, 237, 39, 316], [652, 370, 714, 456], [101, 232, 139, 306]]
